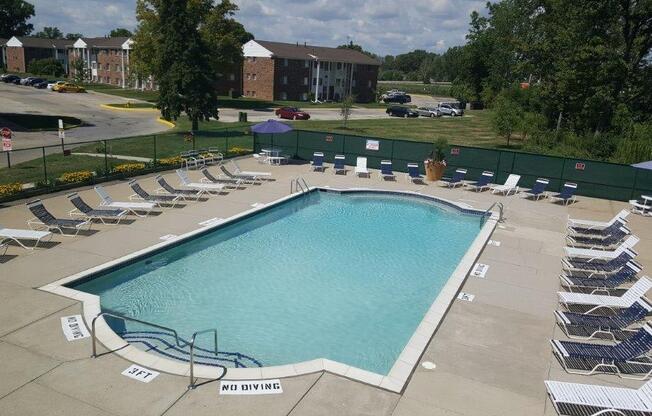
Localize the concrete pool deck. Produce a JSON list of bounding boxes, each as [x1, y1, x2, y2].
[[0, 157, 650, 416]]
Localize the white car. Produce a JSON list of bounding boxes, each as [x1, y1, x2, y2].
[[19, 77, 36, 85], [416, 107, 441, 117], [47, 81, 65, 90], [437, 103, 464, 117]]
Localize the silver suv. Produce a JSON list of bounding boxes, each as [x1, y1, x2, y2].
[[437, 102, 464, 117]]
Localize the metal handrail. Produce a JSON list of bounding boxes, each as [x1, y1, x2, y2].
[[91, 312, 184, 358], [188, 329, 219, 389], [290, 177, 310, 194], [482, 202, 504, 224]]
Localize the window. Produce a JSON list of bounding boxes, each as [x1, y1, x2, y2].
[[303, 77, 308, 86], [252, 74, 257, 80], [280, 92, 287, 100], [336, 78, 341, 87], [115, 65, 121, 72], [283, 75, 287, 85], [337, 62, 342, 70], [283, 58, 288, 66], [313, 61, 318, 68], [105, 64, 110, 70], [304, 60, 309, 68], [246, 73, 251, 80], [312, 77, 317, 86], [252, 91, 256, 97], [229, 73, 235, 81]]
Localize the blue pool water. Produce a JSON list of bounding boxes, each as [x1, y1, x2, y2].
[[73, 191, 481, 375]]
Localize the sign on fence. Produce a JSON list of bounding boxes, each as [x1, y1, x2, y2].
[[365, 139, 379, 151], [575, 162, 585, 171], [450, 147, 460, 155], [1, 127, 12, 151], [325, 135, 334, 142]]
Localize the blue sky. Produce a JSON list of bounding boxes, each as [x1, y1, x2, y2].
[[28, 0, 486, 55]]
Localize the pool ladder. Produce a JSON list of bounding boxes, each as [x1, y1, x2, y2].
[[90, 312, 222, 390], [482, 202, 504, 225], [290, 177, 310, 194]]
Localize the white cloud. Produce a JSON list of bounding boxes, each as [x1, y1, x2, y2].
[[26, 0, 485, 55]]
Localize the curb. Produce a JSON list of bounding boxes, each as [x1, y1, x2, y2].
[[99, 104, 158, 112], [156, 118, 175, 127]]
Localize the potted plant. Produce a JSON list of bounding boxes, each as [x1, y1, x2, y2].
[[425, 138, 448, 181]]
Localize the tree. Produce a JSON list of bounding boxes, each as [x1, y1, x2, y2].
[[339, 95, 354, 127], [0, 0, 35, 38], [34, 26, 63, 39], [108, 28, 133, 37], [337, 41, 377, 59], [491, 94, 523, 147], [28, 58, 65, 76], [71, 58, 88, 84], [65, 33, 83, 40]]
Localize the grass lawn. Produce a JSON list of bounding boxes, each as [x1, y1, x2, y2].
[[290, 110, 514, 149], [0, 113, 83, 131]]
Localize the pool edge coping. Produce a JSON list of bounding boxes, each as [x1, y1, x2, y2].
[[39, 187, 497, 394]]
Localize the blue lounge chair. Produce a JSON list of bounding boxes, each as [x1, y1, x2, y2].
[[555, 299, 652, 341], [129, 180, 185, 207], [200, 168, 245, 189], [551, 323, 652, 379], [568, 211, 629, 236], [26, 199, 91, 237], [551, 182, 578, 205], [155, 175, 203, 200], [311, 152, 325, 172], [522, 178, 549, 200], [67, 193, 127, 224], [562, 248, 637, 274], [465, 171, 494, 192], [441, 168, 467, 188], [333, 155, 346, 175], [560, 261, 641, 293], [407, 163, 423, 183], [380, 160, 396, 181], [566, 225, 630, 249]]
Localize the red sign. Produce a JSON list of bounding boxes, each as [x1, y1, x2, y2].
[[1, 127, 12, 151], [325, 135, 334, 142], [451, 148, 460, 155], [575, 162, 585, 171]]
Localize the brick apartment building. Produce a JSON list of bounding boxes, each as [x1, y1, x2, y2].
[[4, 36, 72, 73], [69, 37, 135, 88], [240, 40, 380, 102]]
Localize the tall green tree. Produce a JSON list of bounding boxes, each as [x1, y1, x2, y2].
[[108, 28, 133, 37], [65, 33, 83, 40], [34, 26, 63, 39], [0, 0, 34, 38]]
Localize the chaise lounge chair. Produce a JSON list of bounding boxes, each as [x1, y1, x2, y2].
[[558, 276, 652, 313], [230, 160, 271, 178], [67, 193, 127, 224], [176, 169, 226, 195], [26, 199, 91, 237], [155, 175, 203, 200], [564, 235, 640, 261], [560, 261, 641, 293], [544, 377, 652, 416], [0, 224, 52, 250], [522, 178, 549, 200], [555, 298, 652, 341], [311, 152, 325, 172], [490, 174, 521, 195], [128, 180, 184, 207], [355, 157, 370, 178], [379, 160, 396, 181], [333, 155, 346, 175], [441, 168, 467, 188], [219, 165, 259, 184], [465, 171, 494, 192], [568, 209, 630, 235], [551, 182, 578, 205], [550, 323, 652, 379], [562, 248, 638, 275], [566, 225, 631, 250], [200, 168, 244, 189], [407, 163, 423, 184], [94, 185, 156, 217], [630, 198, 652, 216]]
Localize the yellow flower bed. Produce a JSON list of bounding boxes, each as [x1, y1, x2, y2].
[[228, 147, 253, 156], [113, 163, 146, 174], [58, 170, 94, 184], [0, 182, 23, 197], [158, 156, 183, 166]]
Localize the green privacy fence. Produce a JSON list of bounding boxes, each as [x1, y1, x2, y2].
[[254, 129, 652, 202]]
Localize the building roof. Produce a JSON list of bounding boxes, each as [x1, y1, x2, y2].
[[253, 40, 380, 66], [9, 37, 73, 49], [78, 37, 130, 49]]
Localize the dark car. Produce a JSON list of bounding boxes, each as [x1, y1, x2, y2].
[[12, 77, 23, 84], [386, 106, 419, 118], [33, 80, 53, 89], [27, 78, 45, 86], [275, 107, 310, 120], [382, 93, 412, 104], [1, 75, 20, 83]]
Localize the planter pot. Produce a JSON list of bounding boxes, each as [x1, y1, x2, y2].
[[425, 160, 446, 181]]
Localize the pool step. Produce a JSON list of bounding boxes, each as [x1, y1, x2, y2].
[[118, 330, 262, 368]]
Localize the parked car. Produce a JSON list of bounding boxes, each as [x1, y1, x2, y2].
[[26, 77, 45, 86], [382, 93, 412, 104], [19, 77, 37, 85], [416, 107, 441, 118], [275, 107, 310, 120], [47, 81, 65, 90], [386, 106, 419, 118], [12, 77, 24, 84], [33, 80, 54, 89], [53, 82, 86, 93], [1, 75, 20, 83], [437, 102, 464, 117]]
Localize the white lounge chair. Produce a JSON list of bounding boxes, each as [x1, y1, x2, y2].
[[630, 198, 652, 216], [558, 276, 652, 312], [545, 378, 652, 416], [568, 209, 630, 230], [176, 169, 225, 195], [94, 185, 156, 217], [490, 174, 521, 195], [230, 160, 271, 178], [0, 225, 52, 249], [355, 157, 370, 177], [564, 235, 639, 260]]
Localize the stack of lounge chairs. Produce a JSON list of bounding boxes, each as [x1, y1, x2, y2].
[[546, 209, 652, 415]]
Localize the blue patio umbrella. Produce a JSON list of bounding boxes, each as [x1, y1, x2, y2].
[[250, 119, 293, 134], [632, 161, 652, 170]]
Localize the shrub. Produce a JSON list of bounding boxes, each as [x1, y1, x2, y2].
[[113, 163, 146, 174], [28, 58, 65, 77], [58, 171, 94, 184], [158, 156, 183, 166], [0, 182, 23, 197], [228, 147, 253, 156]]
